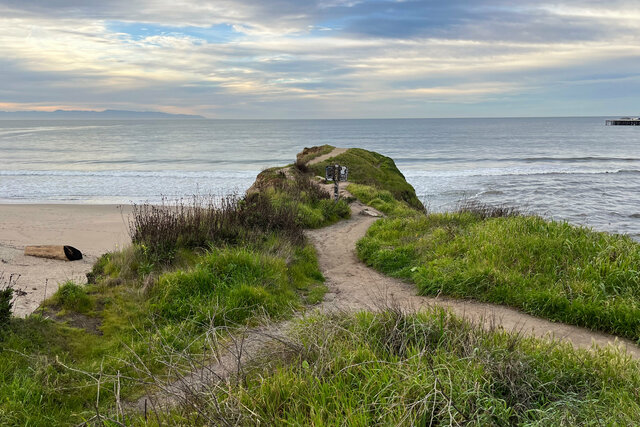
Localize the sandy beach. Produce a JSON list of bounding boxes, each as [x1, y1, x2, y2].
[[0, 204, 131, 317]]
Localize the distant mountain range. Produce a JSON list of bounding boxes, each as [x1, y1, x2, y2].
[[0, 109, 205, 119]]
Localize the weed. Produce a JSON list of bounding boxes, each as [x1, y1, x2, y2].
[[50, 281, 93, 313], [456, 199, 522, 219]]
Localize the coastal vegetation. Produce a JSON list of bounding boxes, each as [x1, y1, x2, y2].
[[0, 274, 15, 325], [148, 308, 640, 425], [0, 164, 336, 425], [355, 186, 640, 342], [1, 147, 640, 425], [309, 147, 425, 211]]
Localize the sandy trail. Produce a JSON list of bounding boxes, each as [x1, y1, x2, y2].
[[307, 201, 640, 359], [307, 147, 348, 165]]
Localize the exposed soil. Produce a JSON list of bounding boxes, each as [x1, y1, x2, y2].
[[39, 305, 103, 335]]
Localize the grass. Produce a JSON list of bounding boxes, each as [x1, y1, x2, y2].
[[309, 148, 425, 211], [49, 281, 93, 313], [145, 308, 640, 425], [252, 167, 351, 229], [357, 204, 640, 342], [348, 183, 420, 217], [0, 236, 326, 425]]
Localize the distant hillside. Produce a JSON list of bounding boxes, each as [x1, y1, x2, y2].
[[0, 109, 205, 120]]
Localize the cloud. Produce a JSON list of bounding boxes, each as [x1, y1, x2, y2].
[[0, 0, 639, 117]]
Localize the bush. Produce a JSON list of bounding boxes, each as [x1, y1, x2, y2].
[[0, 286, 13, 325], [51, 282, 93, 313], [0, 273, 19, 325]]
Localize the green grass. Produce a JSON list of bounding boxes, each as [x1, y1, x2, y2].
[[158, 309, 640, 425], [309, 148, 425, 211], [357, 211, 640, 341], [267, 186, 351, 229], [48, 281, 93, 313], [152, 247, 297, 326], [347, 183, 420, 217], [0, 233, 325, 425]]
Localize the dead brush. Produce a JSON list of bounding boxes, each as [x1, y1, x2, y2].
[[129, 193, 304, 264]]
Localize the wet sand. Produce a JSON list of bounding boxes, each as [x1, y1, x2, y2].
[[0, 204, 131, 317]]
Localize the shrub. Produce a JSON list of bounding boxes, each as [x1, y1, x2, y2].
[[0, 273, 20, 325], [456, 199, 522, 219], [0, 285, 14, 325], [51, 282, 93, 313]]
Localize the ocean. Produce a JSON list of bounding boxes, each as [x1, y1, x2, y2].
[[1, 117, 639, 239]]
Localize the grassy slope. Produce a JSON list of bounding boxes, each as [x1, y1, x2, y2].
[[0, 169, 337, 425], [309, 148, 425, 211], [0, 236, 325, 425], [150, 309, 640, 425], [354, 185, 640, 342], [250, 167, 351, 229]]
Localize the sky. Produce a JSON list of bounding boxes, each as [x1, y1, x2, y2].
[[1, 0, 639, 118]]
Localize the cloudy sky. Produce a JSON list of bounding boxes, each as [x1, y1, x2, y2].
[[1, 0, 639, 118]]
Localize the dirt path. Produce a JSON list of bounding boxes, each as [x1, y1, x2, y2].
[[307, 201, 640, 359], [308, 147, 348, 165]]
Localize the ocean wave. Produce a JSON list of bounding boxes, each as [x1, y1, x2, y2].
[[396, 156, 640, 164], [0, 169, 259, 179], [519, 156, 640, 163], [404, 168, 640, 178], [8, 158, 286, 166], [0, 125, 117, 138]]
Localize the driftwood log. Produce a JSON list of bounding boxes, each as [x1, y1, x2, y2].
[[24, 245, 83, 261]]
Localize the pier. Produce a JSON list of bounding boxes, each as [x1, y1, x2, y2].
[[606, 117, 640, 126]]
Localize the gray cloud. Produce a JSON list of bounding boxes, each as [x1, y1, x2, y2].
[[1, 0, 639, 117]]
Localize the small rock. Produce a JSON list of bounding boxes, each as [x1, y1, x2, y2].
[[360, 208, 382, 217]]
